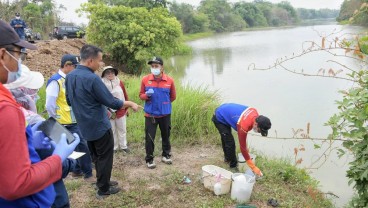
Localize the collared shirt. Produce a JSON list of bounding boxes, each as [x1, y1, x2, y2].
[[65, 65, 124, 141], [215, 103, 259, 161]]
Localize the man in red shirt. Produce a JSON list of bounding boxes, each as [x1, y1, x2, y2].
[[0, 20, 79, 207], [139, 56, 176, 169], [212, 103, 271, 176]]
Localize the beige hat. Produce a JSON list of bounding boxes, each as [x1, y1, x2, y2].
[[4, 64, 44, 90]]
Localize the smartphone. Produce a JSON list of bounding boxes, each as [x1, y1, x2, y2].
[[38, 117, 76, 144]]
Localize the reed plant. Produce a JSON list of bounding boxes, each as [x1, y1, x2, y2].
[[122, 75, 221, 146]]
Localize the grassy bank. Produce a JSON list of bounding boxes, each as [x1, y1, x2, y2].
[[35, 74, 333, 207]]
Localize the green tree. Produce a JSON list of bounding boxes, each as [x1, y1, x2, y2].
[[233, 2, 268, 27], [170, 2, 209, 33], [88, 0, 168, 8], [337, 0, 364, 21], [198, 0, 246, 32], [80, 3, 182, 74], [327, 41, 368, 206]]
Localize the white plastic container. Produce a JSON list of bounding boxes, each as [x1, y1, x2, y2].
[[238, 153, 256, 172], [202, 165, 233, 195], [231, 172, 256, 203]]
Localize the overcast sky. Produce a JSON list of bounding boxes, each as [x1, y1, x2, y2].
[[56, 0, 344, 25]]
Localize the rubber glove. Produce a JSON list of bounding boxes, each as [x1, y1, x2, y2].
[[31, 121, 52, 150], [145, 89, 154, 97], [52, 133, 80, 162], [246, 159, 263, 177]]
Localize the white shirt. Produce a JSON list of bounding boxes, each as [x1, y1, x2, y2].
[[45, 70, 66, 117]]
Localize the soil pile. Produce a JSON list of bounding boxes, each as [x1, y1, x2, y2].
[[24, 39, 86, 78]]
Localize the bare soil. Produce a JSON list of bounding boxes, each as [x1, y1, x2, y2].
[[24, 39, 86, 77]]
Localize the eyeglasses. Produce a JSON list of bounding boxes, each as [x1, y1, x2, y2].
[[6, 49, 27, 57]]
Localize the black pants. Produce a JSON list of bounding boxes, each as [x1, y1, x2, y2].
[[87, 129, 114, 193], [145, 115, 171, 162], [212, 114, 237, 168]]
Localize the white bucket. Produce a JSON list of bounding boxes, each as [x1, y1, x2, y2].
[[238, 153, 256, 172], [231, 172, 256, 203], [202, 165, 233, 195]]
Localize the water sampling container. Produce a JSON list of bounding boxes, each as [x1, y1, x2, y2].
[[238, 153, 256, 172], [231, 171, 256, 203], [202, 165, 233, 195]]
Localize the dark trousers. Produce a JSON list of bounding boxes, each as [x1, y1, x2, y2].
[[145, 115, 171, 162], [37, 148, 76, 208], [212, 115, 237, 168], [65, 124, 93, 178], [87, 129, 114, 192]]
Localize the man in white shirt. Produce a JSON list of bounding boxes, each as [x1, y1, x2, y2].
[[45, 54, 95, 182]]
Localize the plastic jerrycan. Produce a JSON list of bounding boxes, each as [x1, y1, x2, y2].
[[231, 171, 256, 203]]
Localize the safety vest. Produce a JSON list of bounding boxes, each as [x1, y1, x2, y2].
[[47, 74, 76, 124]]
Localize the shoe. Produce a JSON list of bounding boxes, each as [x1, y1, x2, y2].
[[147, 161, 156, 169], [71, 172, 84, 178], [109, 180, 118, 186], [84, 176, 96, 183], [96, 186, 121, 199], [122, 148, 131, 154], [94, 181, 119, 190], [161, 156, 172, 164]]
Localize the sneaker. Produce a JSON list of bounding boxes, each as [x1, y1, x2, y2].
[[96, 186, 121, 199], [122, 148, 131, 154], [161, 156, 172, 164], [71, 172, 84, 178], [147, 161, 156, 169]]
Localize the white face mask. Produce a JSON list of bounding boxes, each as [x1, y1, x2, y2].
[[3, 51, 22, 84], [16, 16, 20, 20], [151, 67, 161, 76]]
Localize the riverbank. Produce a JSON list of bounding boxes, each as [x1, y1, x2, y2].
[[64, 143, 334, 208]]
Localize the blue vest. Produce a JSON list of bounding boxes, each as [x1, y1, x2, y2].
[[0, 126, 56, 207]]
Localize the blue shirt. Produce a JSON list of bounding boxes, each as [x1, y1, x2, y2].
[[65, 65, 123, 141], [215, 103, 248, 130], [10, 18, 27, 38]]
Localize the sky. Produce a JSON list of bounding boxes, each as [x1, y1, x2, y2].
[[56, 0, 345, 25]]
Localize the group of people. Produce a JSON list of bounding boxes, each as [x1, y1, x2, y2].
[[0, 15, 272, 207]]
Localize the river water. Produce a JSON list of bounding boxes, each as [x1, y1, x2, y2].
[[167, 23, 367, 207]]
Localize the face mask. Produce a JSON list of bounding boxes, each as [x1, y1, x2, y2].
[[3, 51, 22, 84], [151, 67, 161, 76], [16, 16, 20, 20]]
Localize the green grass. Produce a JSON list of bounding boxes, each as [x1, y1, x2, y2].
[[182, 32, 214, 42], [36, 74, 334, 207]]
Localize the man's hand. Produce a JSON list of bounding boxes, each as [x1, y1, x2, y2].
[[145, 89, 154, 97], [31, 121, 52, 150], [246, 159, 263, 177], [123, 101, 139, 112]]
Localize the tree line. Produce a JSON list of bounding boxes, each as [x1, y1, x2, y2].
[[337, 0, 368, 26]]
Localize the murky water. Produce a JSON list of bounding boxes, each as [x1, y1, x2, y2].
[[167, 24, 367, 207]]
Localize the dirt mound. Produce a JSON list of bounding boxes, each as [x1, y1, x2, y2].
[[24, 39, 86, 78]]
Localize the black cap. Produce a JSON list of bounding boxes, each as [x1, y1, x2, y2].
[[256, 115, 271, 137], [61, 54, 80, 68], [147, 56, 163, 65], [101, 66, 118, 77], [0, 20, 37, 50], [15, 13, 20, 17]]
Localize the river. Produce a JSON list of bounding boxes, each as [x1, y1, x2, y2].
[[167, 23, 367, 207]]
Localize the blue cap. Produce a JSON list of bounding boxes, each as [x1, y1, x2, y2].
[[61, 54, 80, 68]]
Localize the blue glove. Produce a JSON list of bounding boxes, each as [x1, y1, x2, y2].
[[52, 133, 80, 162], [31, 121, 52, 150], [145, 89, 154, 97]]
